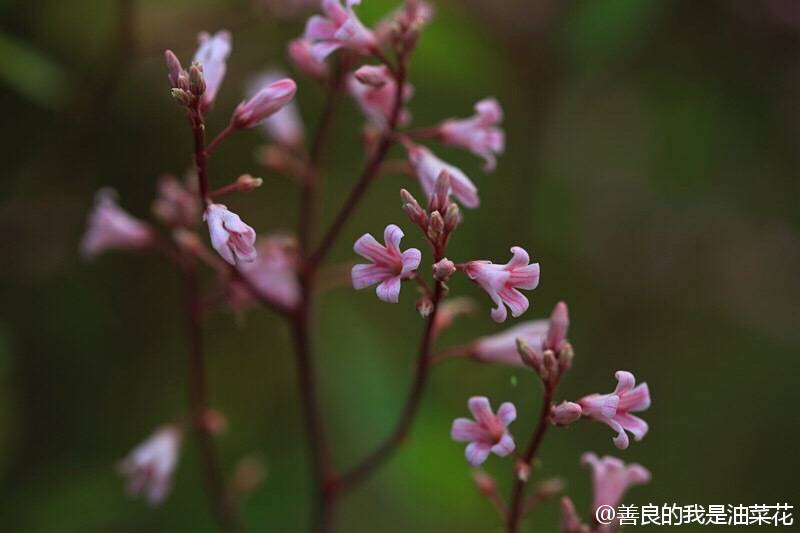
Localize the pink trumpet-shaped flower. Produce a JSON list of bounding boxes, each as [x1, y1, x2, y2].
[[581, 452, 651, 511], [351, 224, 421, 303], [237, 235, 301, 311], [451, 396, 516, 466], [193, 30, 232, 111], [472, 301, 568, 366], [117, 426, 182, 506], [288, 38, 330, 79], [348, 65, 412, 126], [464, 247, 540, 322], [579, 371, 651, 450], [406, 144, 479, 208], [233, 78, 297, 129], [81, 189, 154, 259], [438, 98, 505, 171], [303, 0, 377, 62], [247, 71, 305, 147], [204, 204, 257, 265]]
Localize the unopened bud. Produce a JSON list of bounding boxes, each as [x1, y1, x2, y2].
[[443, 202, 461, 232], [558, 342, 574, 372], [472, 469, 496, 495], [516, 338, 544, 374], [432, 258, 456, 282], [199, 409, 228, 435], [416, 295, 434, 318], [189, 62, 206, 96], [165, 50, 187, 89], [535, 478, 565, 500], [515, 460, 531, 482], [426, 211, 445, 243], [400, 189, 427, 226], [428, 170, 451, 213], [171, 88, 194, 107], [354, 65, 388, 87], [549, 401, 582, 426], [543, 349, 559, 381], [236, 174, 263, 192]]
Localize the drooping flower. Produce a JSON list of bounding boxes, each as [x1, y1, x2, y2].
[[232, 78, 297, 129], [464, 247, 540, 322], [237, 234, 301, 311], [581, 452, 651, 511], [287, 38, 330, 79], [578, 371, 651, 450], [471, 301, 568, 366], [351, 224, 421, 303], [247, 71, 305, 147], [406, 144, 479, 208], [348, 65, 412, 126], [303, 0, 377, 62], [81, 189, 154, 260], [117, 426, 182, 506], [438, 98, 505, 171], [450, 396, 516, 466], [193, 31, 232, 111], [152, 175, 200, 227], [204, 204, 257, 265]]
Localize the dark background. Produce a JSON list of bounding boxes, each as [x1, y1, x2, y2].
[[1, 0, 798, 531]]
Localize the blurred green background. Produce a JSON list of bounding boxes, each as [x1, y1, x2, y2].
[[1, 0, 799, 531]]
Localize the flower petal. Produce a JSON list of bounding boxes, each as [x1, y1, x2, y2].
[[450, 418, 485, 442], [496, 402, 517, 426], [490, 433, 515, 457], [376, 275, 402, 303], [465, 442, 492, 466]]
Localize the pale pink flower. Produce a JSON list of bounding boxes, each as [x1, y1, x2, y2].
[[579, 371, 651, 450], [352, 224, 421, 303], [303, 0, 377, 61], [152, 175, 200, 227], [81, 189, 154, 259], [288, 38, 330, 79], [560, 496, 587, 533], [464, 247, 540, 322], [581, 452, 651, 511], [550, 401, 582, 426], [450, 396, 516, 466], [348, 65, 412, 126], [204, 204, 257, 265], [406, 144, 479, 208], [438, 98, 505, 171], [472, 301, 568, 366], [247, 71, 305, 147], [117, 426, 182, 506], [193, 31, 232, 111], [238, 235, 301, 310], [233, 78, 297, 129]]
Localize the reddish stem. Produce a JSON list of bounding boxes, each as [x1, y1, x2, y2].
[[206, 123, 236, 156]]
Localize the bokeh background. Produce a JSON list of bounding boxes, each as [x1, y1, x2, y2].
[[1, 0, 799, 531]]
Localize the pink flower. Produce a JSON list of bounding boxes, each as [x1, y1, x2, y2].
[[472, 301, 568, 366], [438, 98, 505, 171], [450, 396, 516, 466], [152, 175, 200, 227], [247, 71, 305, 147], [288, 38, 330, 79], [303, 0, 377, 61], [560, 496, 586, 533], [233, 78, 297, 129], [464, 247, 540, 322], [81, 189, 154, 259], [238, 235, 301, 310], [406, 144, 479, 208], [117, 426, 182, 506], [581, 452, 651, 511], [193, 31, 232, 111], [204, 204, 257, 265], [348, 65, 412, 126], [352, 224, 421, 303], [579, 371, 651, 450]]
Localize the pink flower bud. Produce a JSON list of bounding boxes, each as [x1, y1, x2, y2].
[[354, 65, 388, 87], [193, 31, 232, 111], [550, 401, 582, 426], [247, 70, 305, 147], [117, 426, 182, 506], [432, 258, 456, 282], [348, 65, 413, 126], [288, 38, 330, 79], [472, 469, 496, 495], [165, 50, 188, 90], [81, 189, 154, 260], [546, 301, 569, 352], [204, 204, 257, 265], [233, 78, 297, 129]]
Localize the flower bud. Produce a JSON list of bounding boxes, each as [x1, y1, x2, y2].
[[171, 88, 194, 107], [516, 338, 544, 374], [426, 211, 445, 243], [165, 50, 188, 90], [535, 477, 565, 500], [428, 170, 451, 213], [515, 460, 531, 482], [232, 78, 297, 129], [416, 295, 434, 318], [199, 409, 228, 435], [354, 65, 388, 88], [443, 202, 461, 233], [235, 174, 263, 192], [189, 62, 206, 96], [543, 349, 559, 382], [558, 342, 574, 372], [400, 189, 427, 226], [472, 469, 496, 496], [550, 401, 582, 426], [432, 258, 456, 282]]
